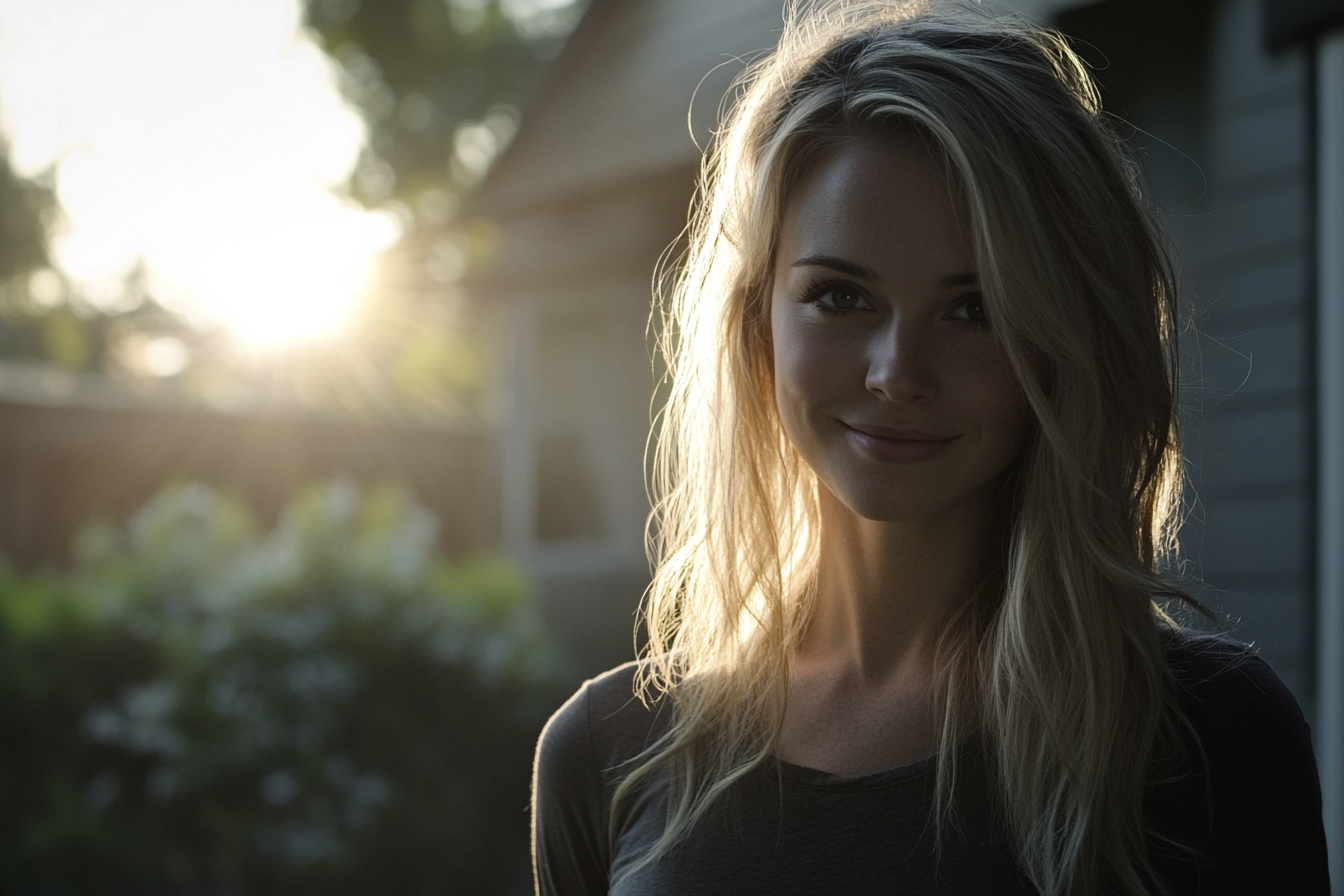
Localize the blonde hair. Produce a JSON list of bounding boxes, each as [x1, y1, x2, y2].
[[624, 2, 1195, 893]]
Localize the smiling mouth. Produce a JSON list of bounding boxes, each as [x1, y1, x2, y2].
[[843, 422, 955, 442], [842, 422, 958, 463]]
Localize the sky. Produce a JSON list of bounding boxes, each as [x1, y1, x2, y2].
[[0, 0, 400, 347]]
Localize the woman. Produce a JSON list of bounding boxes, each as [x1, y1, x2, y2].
[[533, 2, 1328, 893]]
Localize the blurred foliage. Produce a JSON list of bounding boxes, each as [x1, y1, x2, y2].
[[0, 263, 195, 377], [299, 0, 586, 323], [0, 147, 52, 284], [303, 0, 586, 219], [0, 144, 109, 372], [0, 143, 200, 379], [0, 480, 563, 895]]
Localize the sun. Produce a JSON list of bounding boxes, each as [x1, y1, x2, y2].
[[205, 203, 400, 349], [130, 188, 401, 350], [0, 0, 401, 352]]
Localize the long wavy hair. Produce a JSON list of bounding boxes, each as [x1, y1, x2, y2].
[[622, 2, 1196, 893]]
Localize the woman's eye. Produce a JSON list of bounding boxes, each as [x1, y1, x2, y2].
[[951, 293, 989, 326], [807, 283, 870, 313]]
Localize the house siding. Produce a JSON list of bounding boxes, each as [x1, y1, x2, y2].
[[1058, 0, 1317, 705], [1177, 0, 1316, 705]]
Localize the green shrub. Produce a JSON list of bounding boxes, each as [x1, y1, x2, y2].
[[0, 480, 561, 895]]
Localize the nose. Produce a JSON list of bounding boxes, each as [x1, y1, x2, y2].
[[865, 320, 938, 403]]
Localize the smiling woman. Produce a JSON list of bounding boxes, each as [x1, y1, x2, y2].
[[530, 1, 1329, 894]]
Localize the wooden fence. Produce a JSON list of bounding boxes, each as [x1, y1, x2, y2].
[[0, 398, 499, 570]]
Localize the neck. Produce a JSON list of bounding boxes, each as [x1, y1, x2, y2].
[[797, 486, 1002, 681]]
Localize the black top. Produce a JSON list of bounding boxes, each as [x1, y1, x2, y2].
[[532, 634, 1329, 895]]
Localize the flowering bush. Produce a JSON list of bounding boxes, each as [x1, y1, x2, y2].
[[0, 480, 560, 895]]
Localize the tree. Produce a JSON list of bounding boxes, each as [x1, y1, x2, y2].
[[0, 148, 124, 373], [303, 0, 585, 224], [0, 147, 52, 285]]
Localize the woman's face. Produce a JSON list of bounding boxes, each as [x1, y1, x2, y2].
[[769, 134, 1030, 524]]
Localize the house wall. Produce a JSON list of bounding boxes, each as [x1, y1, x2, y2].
[[1175, 0, 1317, 706], [493, 264, 670, 675], [474, 0, 784, 213], [1186, 0, 1318, 706], [1062, 0, 1318, 706]]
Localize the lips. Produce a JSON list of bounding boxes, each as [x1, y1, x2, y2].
[[841, 421, 958, 464], [844, 422, 954, 441]]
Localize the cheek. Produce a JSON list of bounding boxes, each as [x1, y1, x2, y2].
[[769, 302, 830, 452], [770, 323, 808, 435], [769, 297, 799, 400]]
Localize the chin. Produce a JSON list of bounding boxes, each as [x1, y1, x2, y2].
[[824, 483, 952, 524], [820, 468, 1017, 527]]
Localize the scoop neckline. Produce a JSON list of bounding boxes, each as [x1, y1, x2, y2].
[[775, 750, 939, 791]]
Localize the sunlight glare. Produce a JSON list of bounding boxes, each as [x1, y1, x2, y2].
[[0, 0, 398, 347], [217, 205, 400, 348]]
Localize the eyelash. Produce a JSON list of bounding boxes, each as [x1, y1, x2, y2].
[[953, 294, 992, 330], [800, 278, 992, 330], [799, 278, 870, 316]]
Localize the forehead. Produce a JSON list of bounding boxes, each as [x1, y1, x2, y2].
[[776, 134, 973, 276]]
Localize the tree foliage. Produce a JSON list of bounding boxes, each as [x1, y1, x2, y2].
[[0, 146, 194, 377], [0, 148, 52, 284], [303, 0, 586, 224]]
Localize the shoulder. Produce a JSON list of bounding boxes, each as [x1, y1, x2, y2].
[[533, 662, 674, 896], [1160, 629, 1310, 753], [1155, 629, 1329, 893], [1162, 631, 1285, 701], [538, 661, 674, 777]]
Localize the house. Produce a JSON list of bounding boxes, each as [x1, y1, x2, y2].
[[465, 0, 1344, 878]]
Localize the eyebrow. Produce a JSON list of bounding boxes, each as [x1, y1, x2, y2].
[[791, 254, 880, 281], [791, 254, 979, 289], [939, 272, 980, 288]]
